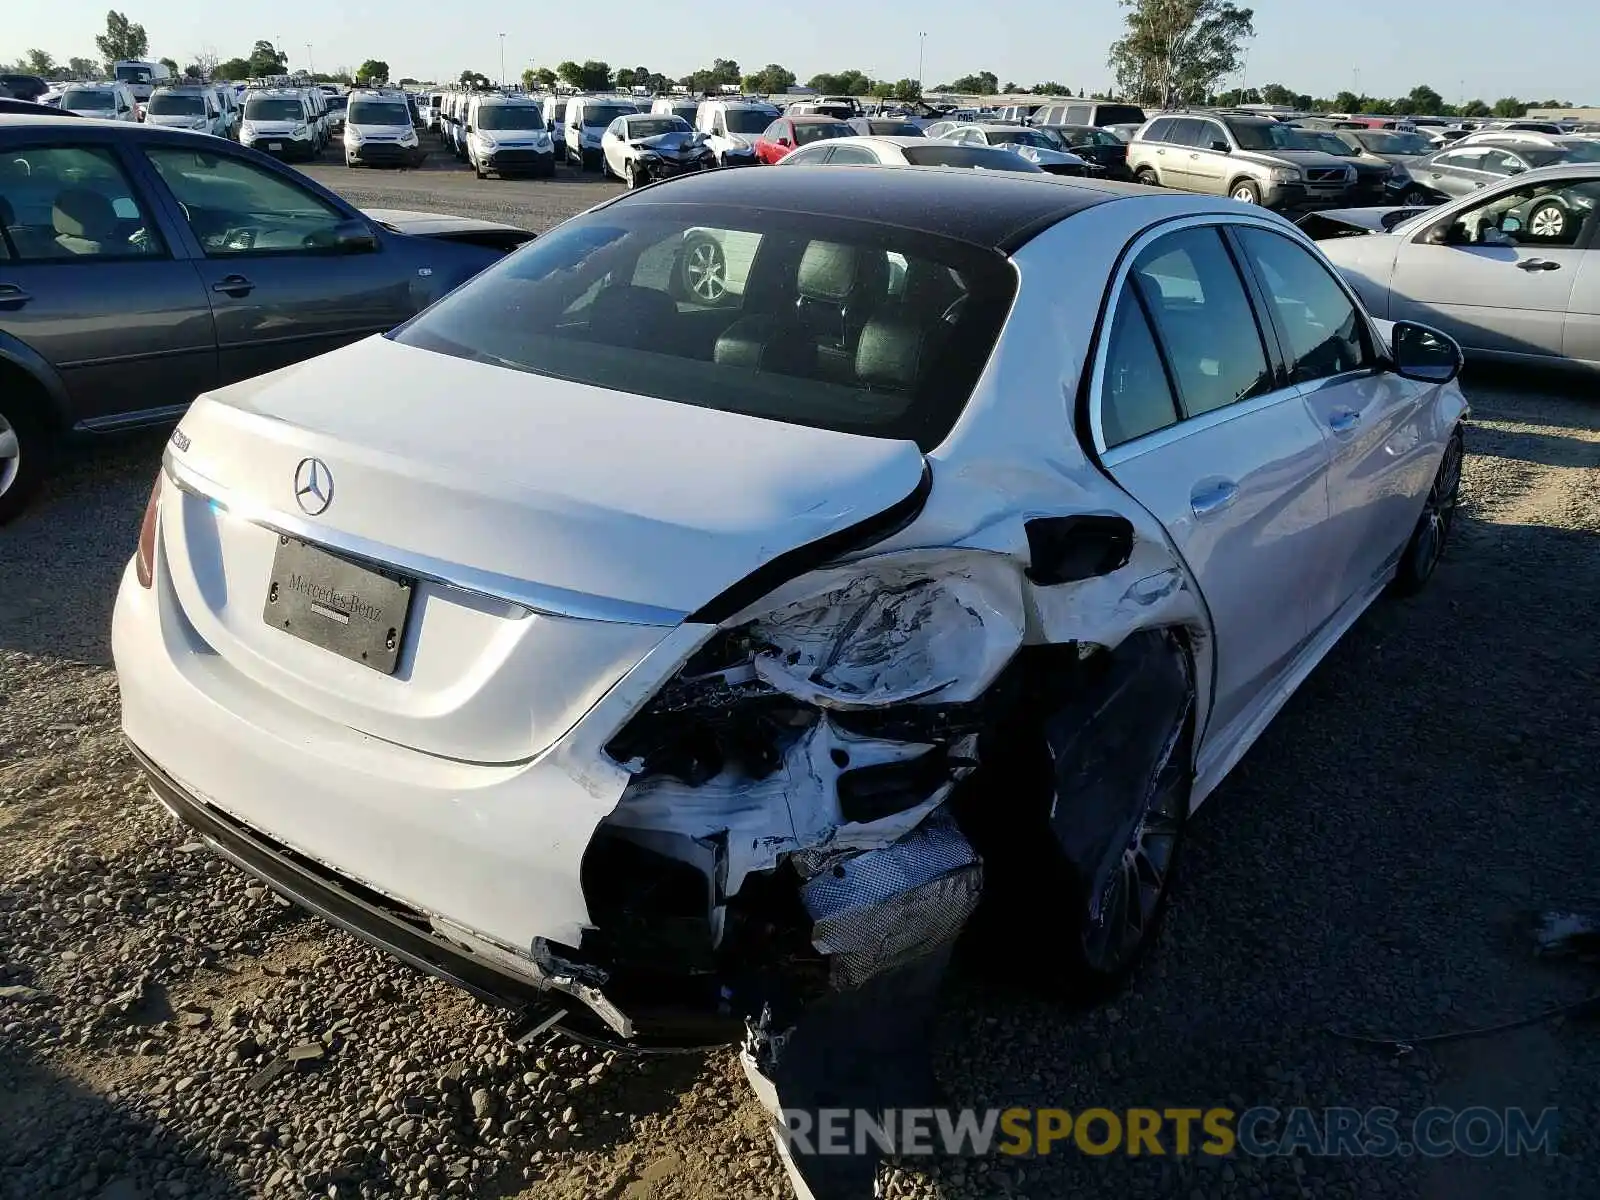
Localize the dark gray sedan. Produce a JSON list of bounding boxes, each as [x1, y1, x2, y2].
[[0, 116, 534, 520]]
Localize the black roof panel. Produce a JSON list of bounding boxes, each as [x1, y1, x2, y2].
[[614, 164, 1129, 251]]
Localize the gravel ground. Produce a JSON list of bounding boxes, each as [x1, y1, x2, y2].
[[3, 152, 1599, 1200]]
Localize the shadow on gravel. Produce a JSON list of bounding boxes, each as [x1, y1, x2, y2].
[[0, 431, 167, 666], [0, 1041, 239, 1200], [929, 499, 1600, 1195], [1469, 425, 1600, 469]]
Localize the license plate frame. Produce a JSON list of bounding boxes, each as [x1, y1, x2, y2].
[[263, 536, 414, 675], [267, 142, 283, 151]]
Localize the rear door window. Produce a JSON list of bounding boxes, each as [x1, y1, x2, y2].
[[0, 145, 165, 260], [1130, 227, 1272, 418]]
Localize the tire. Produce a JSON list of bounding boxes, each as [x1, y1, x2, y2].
[[1392, 425, 1464, 596], [1527, 201, 1567, 241], [474, 155, 486, 179], [676, 236, 729, 305], [0, 393, 51, 526], [1135, 167, 1159, 187], [624, 160, 638, 190], [1401, 187, 1433, 207], [1229, 179, 1261, 205]]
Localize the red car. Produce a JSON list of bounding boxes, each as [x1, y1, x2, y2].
[[754, 115, 852, 164]]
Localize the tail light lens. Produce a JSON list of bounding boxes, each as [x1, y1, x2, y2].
[[135, 473, 163, 588]]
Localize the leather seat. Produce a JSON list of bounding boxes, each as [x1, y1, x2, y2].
[[794, 241, 889, 351], [855, 307, 939, 393], [585, 285, 679, 354], [713, 314, 817, 377], [52, 188, 118, 256]]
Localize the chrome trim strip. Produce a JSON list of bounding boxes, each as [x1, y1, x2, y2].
[[162, 451, 687, 628]]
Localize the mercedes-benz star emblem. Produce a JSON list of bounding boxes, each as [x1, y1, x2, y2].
[[294, 458, 334, 516]]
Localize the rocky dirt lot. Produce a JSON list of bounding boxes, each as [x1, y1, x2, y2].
[[3, 158, 1600, 1200]]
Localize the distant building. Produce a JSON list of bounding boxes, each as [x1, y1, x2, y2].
[[1525, 106, 1600, 123]]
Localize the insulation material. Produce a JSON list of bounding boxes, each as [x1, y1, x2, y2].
[[602, 717, 960, 904], [801, 812, 982, 990]]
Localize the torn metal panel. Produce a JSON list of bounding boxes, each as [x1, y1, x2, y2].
[[801, 812, 982, 990], [723, 549, 1028, 708]]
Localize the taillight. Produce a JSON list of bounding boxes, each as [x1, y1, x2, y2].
[[135, 473, 163, 588]]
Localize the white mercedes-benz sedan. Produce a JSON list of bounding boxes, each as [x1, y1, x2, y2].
[[113, 167, 1466, 1139]]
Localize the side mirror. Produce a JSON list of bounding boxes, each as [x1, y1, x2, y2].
[[1210, 139, 1229, 152], [777, 137, 791, 147], [332, 218, 379, 254], [1390, 320, 1462, 383]]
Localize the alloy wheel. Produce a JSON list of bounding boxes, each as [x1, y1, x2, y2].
[[1231, 184, 1258, 204], [1402, 188, 1431, 206], [683, 240, 727, 303], [1079, 716, 1190, 976], [0, 412, 19, 499], [1529, 203, 1566, 240], [1408, 429, 1464, 583]]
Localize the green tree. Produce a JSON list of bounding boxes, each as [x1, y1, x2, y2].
[[1108, 0, 1255, 106], [159, 56, 178, 75], [614, 66, 637, 88], [1332, 89, 1359, 112], [1003, 81, 1019, 93], [247, 40, 286, 76], [527, 66, 557, 89], [743, 63, 796, 95], [95, 10, 150, 63], [67, 56, 100, 79], [891, 78, 922, 101], [24, 49, 56, 75], [1029, 81, 1069, 95], [357, 59, 390, 84], [459, 70, 490, 89], [1260, 82, 1295, 106], [1405, 83, 1445, 114], [1460, 98, 1491, 117], [945, 71, 999, 94], [556, 60, 610, 90], [398, 76, 419, 85], [215, 56, 251, 79], [1492, 96, 1526, 117], [807, 68, 872, 96]]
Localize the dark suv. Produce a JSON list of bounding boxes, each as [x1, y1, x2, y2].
[[0, 74, 50, 102], [0, 115, 534, 521]]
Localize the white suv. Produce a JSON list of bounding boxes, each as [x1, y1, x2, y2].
[[693, 99, 779, 166], [344, 88, 423, 167]]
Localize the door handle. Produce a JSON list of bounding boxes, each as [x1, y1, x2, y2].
[[1328, 407, 1362, 434], [1516, 259, 1561, 272], [212, 274, 255, 296], [0, 283, 32, 307], [1189, 151, 1200, 159], [1190, 479, 1239, 518]]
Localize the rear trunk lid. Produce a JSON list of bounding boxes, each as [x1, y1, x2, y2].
[[160, 336, 926, 764]]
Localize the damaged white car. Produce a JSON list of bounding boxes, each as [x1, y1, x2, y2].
[[114, 167, 1467, 1191]]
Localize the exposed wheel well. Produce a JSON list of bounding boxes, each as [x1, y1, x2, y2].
[[1228, 175, 1259, 195], [0, 357, 60, 434]]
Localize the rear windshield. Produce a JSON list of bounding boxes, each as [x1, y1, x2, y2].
[[324, 96, 346, 113], [902, 145, 1042, 172], [62, 89, 115, 110], [149, 93, 206, 116], [349, 100, 410, 127], [245, 97, 303, 121], [867, 120, 922, 136], [992, 129, 1055, 149], [551, 100, 568, 120], [582, 104, 634, 127], [115, 65, 152, 84], [1356, 131, 1431, 155], [393, 204, 1017, 450], [478, 104, 543, 130]]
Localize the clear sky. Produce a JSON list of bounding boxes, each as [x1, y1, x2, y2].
[[7, 0, 1596, 103]]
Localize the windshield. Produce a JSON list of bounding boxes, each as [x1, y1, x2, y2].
[[995, 129, 1054, 149], [793, 121, 849, 146], [478, 104, 543, 130], [626, 116, 690, 138], [722, 108, 772, 134], [324, 96, 346, 113], [582, 104, 633, 127], [1293, 131, 1355, 156], [392, 206, 1016, 451], [348, 100, 410, 127], [115, 64, 152, 84], [903, 145, 1041, 172], [245, 97, 304, 121], [149, 93, 206, 116], [1227, 120, 1297, 151], [1357, 130, 1432, 155], [62, 90, 115, 111]]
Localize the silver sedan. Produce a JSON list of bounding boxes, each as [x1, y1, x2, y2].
[[1316, 163, 1600, 369]]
